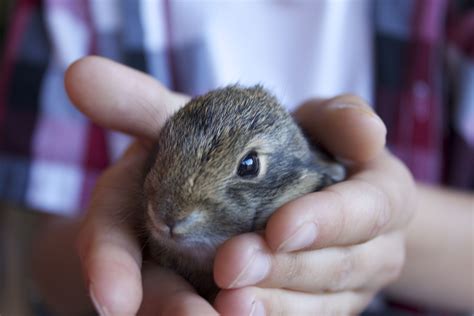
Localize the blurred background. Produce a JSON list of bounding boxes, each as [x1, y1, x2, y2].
[[1, 2, 38, 316]]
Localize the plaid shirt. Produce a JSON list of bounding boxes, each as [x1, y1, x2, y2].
[[1, 0, 473, 315], [1, 0, 376, 215], [1, 0, 473, 206], [376, 0, 474, 190]]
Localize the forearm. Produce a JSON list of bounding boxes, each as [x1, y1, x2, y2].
[[385, 183, 474, 312]]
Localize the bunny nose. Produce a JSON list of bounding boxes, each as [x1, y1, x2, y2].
[[158, 216, 190, 238], [164, 218, 180, 235], [148, 202, 205, 239], [164, 218, 176, 229]]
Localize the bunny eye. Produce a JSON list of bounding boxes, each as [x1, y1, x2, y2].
[[237, 151, 260, 178]]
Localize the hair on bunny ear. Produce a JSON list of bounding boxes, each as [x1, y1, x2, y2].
[[308, 148, 346, 189]]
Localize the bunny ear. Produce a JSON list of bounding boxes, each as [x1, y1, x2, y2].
[[317, 160, 346, 186], [308, 150, 346, 188]]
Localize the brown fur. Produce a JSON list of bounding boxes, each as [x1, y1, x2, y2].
[[142, 85, 344, 300]]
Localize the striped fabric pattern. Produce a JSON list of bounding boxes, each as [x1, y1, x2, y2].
[[0, 0, 473, 216], [375, 0, 474, 189], [1, 0, 377, 215]]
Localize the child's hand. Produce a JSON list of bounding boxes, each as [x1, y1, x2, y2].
[[67, 56, 217, 315], [68, 56, 415, 316], [213, 96, 415, 315]]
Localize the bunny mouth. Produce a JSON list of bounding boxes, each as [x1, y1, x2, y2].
[[173, 234, 221, 249], [169, 235, 221, 262], [147, 218, 222, 253], [146, 202, 228, 260]]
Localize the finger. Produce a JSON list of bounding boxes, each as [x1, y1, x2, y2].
[[266, 150, 416, 252], [261, 232, 405, 293], [215, 232, 404, 292], [214, 233, 271, 290], [138, 264, 218, 316], [293, 94, 387, 163], [77, 142, 150, 315], [65, 56, 190, 140], [214, 287, 373, 316]]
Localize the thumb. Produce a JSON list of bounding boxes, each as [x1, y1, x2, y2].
[[293, 95, 386, 163], [65, 56, 189, 140]]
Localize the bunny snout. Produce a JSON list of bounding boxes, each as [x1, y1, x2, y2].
[[148, 204, 206, 240]]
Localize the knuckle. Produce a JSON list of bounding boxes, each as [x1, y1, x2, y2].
[[313, 292, 371, 316], [389, 244, 406, 282], [379, 234, 406, 284], [372, 184, 392, 237], [382, 258, 404, 284], [315, 299, 332, 316], [360, 179, 392, 238], [388, 156, 417, 224], [279, 255, 303, 285], [313, 293, 357, 316], [350, 292, 375, 315], [272, 292, 287, 316], [349, 179, 392, 239], [327, 248, 354, 292], [322, 189, 347, 244]]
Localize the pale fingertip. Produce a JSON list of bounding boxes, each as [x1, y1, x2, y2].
[[90, 273, 142, 316], [265, 195, 314, 252], [265, 190, 346, 252], [87, 248, 143, 316], [214, 233, 270, 289], [294, 96, 387, 163], [325, 102, 387, 162], [65, 55, 190, 140], [250, 299, 266, 316], [326, 101, 385, 127], [138, 265, 218, 316], [64, 55, 103, 106], [228, 249, 271, 288], [276, 221, 318, 253], [89, 285, 109, 316], [214, 288, 263, 316]]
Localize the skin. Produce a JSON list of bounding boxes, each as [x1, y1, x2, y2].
[[29, 56, 472, 315], [386, 184, 474, 312], [65, 56, 412, 315]]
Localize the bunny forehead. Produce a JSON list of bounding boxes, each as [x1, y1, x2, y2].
[[154, 85, 296, 165], [146, 85, 304, 193]]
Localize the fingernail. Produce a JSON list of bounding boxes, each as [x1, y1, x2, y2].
[[90, 286, 109, 316], [230, 249, 271, 288], [277, 222, 317, 252], [329, 101, 372, 114], [328, 102, 385, 125], [249, 299, 266, 316]]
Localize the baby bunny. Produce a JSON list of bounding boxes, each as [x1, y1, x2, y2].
[[142, 85, 345, 299]]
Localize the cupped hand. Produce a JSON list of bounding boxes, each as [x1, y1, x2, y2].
[[67, 56, 415, 316], [213, 97, 416, 315], [66, 56, 217, 316]]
